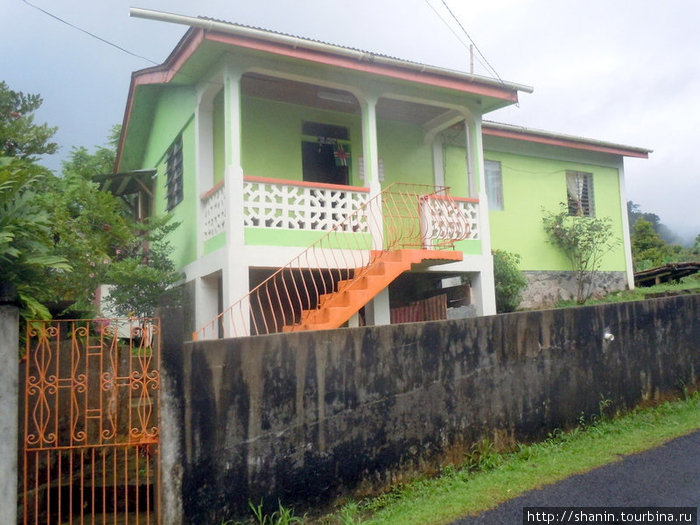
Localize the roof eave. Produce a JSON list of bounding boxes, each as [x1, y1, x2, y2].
[[483, 121, 652, 159]]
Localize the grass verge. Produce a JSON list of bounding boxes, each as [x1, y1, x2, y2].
[[320, 392, 700, 525]]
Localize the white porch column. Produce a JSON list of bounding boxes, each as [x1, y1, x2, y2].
[[466, 116, 496, 316], [618, 160, 635, 290], [360, 95, 382, 199], [360, 94, 390, 325], [222, 65, 250, 335], [193, 82, 219, 333]]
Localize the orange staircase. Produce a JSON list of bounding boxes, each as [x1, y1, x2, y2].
[[283, 249, 462, 332], [193, 183, 472, 340]]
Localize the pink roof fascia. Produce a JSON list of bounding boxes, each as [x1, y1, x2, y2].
[[116, 30, 204, 171], [482, 124, 650, 159], [204, 31, 519, 103]]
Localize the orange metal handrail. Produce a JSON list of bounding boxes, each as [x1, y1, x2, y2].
[[193, 183, 472, 340]]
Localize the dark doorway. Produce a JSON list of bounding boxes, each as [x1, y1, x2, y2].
[[301, 141, 349, 185]]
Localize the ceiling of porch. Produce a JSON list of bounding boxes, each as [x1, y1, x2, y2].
[[241, 73, 453, 127]]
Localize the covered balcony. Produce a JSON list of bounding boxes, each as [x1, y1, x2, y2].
[[192, 68, 497, 337]]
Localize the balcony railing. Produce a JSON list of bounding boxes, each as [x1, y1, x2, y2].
[[200, 176, 479, 241], [242, 176, 370, 232], [201, 179, 226, 241]]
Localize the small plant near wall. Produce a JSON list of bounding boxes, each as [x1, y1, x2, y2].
[[542, 204, 620, 304], [492, 249, 527, 313]]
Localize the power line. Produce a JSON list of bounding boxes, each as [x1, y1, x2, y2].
[[424, 0, 503, 82], [439, 0, 503, 82], [21, 0, 159, 65], [422, 0, 492, 73]]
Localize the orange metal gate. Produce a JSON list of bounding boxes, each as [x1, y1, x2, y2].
[[22, 319, 161, 525]]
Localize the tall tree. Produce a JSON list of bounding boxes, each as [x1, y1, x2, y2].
[[0, 82, 69, 319], [630, 218, 670, 271], [627, 200, 680, 245], [36, 125, 135, 313], [37, 125, 182, 317], [0, 81, 57, 159]]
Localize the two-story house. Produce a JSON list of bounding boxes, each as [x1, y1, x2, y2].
[[105, 9, 650, 339]]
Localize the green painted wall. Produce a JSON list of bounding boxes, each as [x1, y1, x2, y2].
[[204, 231, 226, 255], [142, 89, 628, 275], [240, 96, 363, 185], [239, 96, 477, 252], [245, 228, 372, 249], [443, 145, 470, 197], [376, 120, 433, 188], [144, 87, 198, 270], [483, 150, 626, 272]]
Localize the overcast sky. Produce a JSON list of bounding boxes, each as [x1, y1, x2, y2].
[[3, 0, 698, 241]]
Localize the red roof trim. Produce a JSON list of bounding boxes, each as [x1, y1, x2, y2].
[[116, 30, 205, 171], [482, 126, 649, 159], [204, 32, 519, 103]]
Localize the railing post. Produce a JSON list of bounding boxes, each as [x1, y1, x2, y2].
[[0, 295, 19, 525]]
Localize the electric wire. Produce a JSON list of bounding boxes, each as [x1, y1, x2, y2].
[[21, 0, 159, 65], [439, 0, 503, 83], [422, 0, 493, 74], [19, 0, 225, 90], [423, 0, 503, 83]]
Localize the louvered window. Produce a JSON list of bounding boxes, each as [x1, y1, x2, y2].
[[165, 135, 183, 210], [566, 171, 594, 217]]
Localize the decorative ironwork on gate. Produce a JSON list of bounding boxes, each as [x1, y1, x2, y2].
[[22, 318, 161, 525]]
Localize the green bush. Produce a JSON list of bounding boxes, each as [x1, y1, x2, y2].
[[492, 249, 527, 313]]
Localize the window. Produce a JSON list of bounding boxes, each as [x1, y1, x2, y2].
[[301, 122, 350, 186], [566, 171, 594, 216], [484, 160, 504, 211], [165, 135, 183, 210]]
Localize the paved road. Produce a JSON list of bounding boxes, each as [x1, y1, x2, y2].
[[452, 429, 700, 524]]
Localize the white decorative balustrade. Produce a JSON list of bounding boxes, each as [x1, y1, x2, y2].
[[418, 194, 478, 247], [243, 176, 370, 232], [455, 198, 479, 240], [201, 176, 478, 243], [201, 180, 226, 241]]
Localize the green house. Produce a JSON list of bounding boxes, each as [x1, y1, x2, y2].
[[111, 11, 649, 339]]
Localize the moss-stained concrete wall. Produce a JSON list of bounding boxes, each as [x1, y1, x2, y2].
[[177, 294, 699, 521]]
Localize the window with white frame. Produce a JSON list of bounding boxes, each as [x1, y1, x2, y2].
[[566, 170, 594, 216], [165, 135, 183, 210], [485, 160, 504, 211]]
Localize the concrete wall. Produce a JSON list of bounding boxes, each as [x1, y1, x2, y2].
[[174, 294, 699, 521], [0, 305, 19, 525]]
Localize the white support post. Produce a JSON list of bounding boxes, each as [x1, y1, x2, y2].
[[466, 116, 497, 316], [364, 288, 391, 326], [195, 274, 221, 339], [618, 160, 635, 290], [361, 95, 383, 248], [222, 65, 250, 335], [470, 271, 496, 317], [360, 94, 391, 324], [195, 82, 216, 260]]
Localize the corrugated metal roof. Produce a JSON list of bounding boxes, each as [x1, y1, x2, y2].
[[197, 15, 417, 65]]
